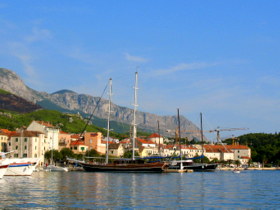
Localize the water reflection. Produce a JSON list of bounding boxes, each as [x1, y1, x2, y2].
[[0, 171, 279, 209]]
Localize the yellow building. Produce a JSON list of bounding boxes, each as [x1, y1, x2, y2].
[[0, 130, 9, 152]]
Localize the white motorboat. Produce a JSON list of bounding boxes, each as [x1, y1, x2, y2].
[[2, 158, 40, 176]]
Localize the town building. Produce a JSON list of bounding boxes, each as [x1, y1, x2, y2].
[[0, 129, 9, 152], [70, 140, 88, 154], [108, 143, 125, 157], [148, 133, 164, 144], [27, 121, 59, 151], [203, 144, 251, 163], [58, 131, 72, 150], [9, 130, 45, 161], [84, 132, 104, 153]]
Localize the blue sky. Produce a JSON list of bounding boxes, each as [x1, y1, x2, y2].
[[0, 1, 280, 139]]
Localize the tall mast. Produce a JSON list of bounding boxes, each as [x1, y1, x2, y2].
[[200, 112, 204, 161], [157, 120, 161, 156], [177, 109, 182, 158], [177, 108, 183, 170], [105, 78, 112, 164], [132, 72, 138, 160]]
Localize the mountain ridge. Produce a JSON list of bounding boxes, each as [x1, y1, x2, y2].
[[0, 68, 201, 138]]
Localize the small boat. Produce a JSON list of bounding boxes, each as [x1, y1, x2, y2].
[[45, 164, 68, 172], [233, 168, 241, 173], [0, 164, 9, 178]]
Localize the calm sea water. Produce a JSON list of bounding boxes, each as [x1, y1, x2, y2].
[[0, 170, 279, 209]]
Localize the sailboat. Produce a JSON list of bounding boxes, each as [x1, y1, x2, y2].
[[80, 73, 166, 172], [166, 113, 218, 172]]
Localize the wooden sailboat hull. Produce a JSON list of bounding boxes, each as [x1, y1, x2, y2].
[[80, 162, 165, 172]]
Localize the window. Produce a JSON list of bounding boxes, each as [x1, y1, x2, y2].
[[24, 138, 28, 142], [111, 151, 114, 154], [35, 146, 37, 150], [15, 138, 18, 142], [24, 146, 27, 150], [35, 154, 37, 158], [81, 147, 85, 151], [14, 154, 18, 158], [23, 154, 27, 157], [74, 146, 77, 150]]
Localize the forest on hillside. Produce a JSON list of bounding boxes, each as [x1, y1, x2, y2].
[[225, 133, 280, 165]]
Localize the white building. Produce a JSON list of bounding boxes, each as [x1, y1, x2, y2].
[[27, 121, 59, 151]]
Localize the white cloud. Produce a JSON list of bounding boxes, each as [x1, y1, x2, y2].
[[152, 62, 220, 77], [67, 47, 97, 66], [25, 27, 52, 43], [124, 53, 148, 63]]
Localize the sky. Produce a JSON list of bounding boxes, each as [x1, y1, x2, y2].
[[0, 1, 279, 140]]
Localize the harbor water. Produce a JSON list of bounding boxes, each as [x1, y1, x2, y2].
[[0, 170, 279, 209]]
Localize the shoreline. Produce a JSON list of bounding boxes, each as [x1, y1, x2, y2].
[[219, 167, 280, 171]]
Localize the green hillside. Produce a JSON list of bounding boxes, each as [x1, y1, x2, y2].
[[0, 109, 128, 139]]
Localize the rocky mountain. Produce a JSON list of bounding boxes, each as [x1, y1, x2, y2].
[[0, 68, 201, 138], [0, 89, 41, 113]]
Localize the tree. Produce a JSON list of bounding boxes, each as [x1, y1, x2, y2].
[[44, 149, 62, 164], [123, 150, 139, 158], [60, 148, 75, 161], [234, 159, 241, 167], [85, 149, 100, 157]]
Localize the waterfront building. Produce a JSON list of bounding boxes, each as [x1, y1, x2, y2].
[[27, 121, 59, 151], [70, 140, 88, 154], [0, 129, 9, 152], [58, 131, 72, 150], [9, 130, 45, 161], [84, 132, 106, 154], [148, 133, 164, 144], [226, 144, 251, 164], [108, 143, 125, 157]]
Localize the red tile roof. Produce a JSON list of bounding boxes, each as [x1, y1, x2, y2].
[[136, 138, 155, 145], [71, 134, 80, 139], [0, 129, 12, 135], [70, 140, 85, 146], [226, 145, 250, 150], [59, 131, 69, 134], [203, 145, 233, 153], [148, 133, 161, 138], [119, 139, 131, 144], [10, 131, 43, 137], [101, 140, 115, 145], [35, 121, 54, 128]]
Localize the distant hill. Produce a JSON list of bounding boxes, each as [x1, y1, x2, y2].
[[0, 89, 41, 113], [0, 68, 202, 139]]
